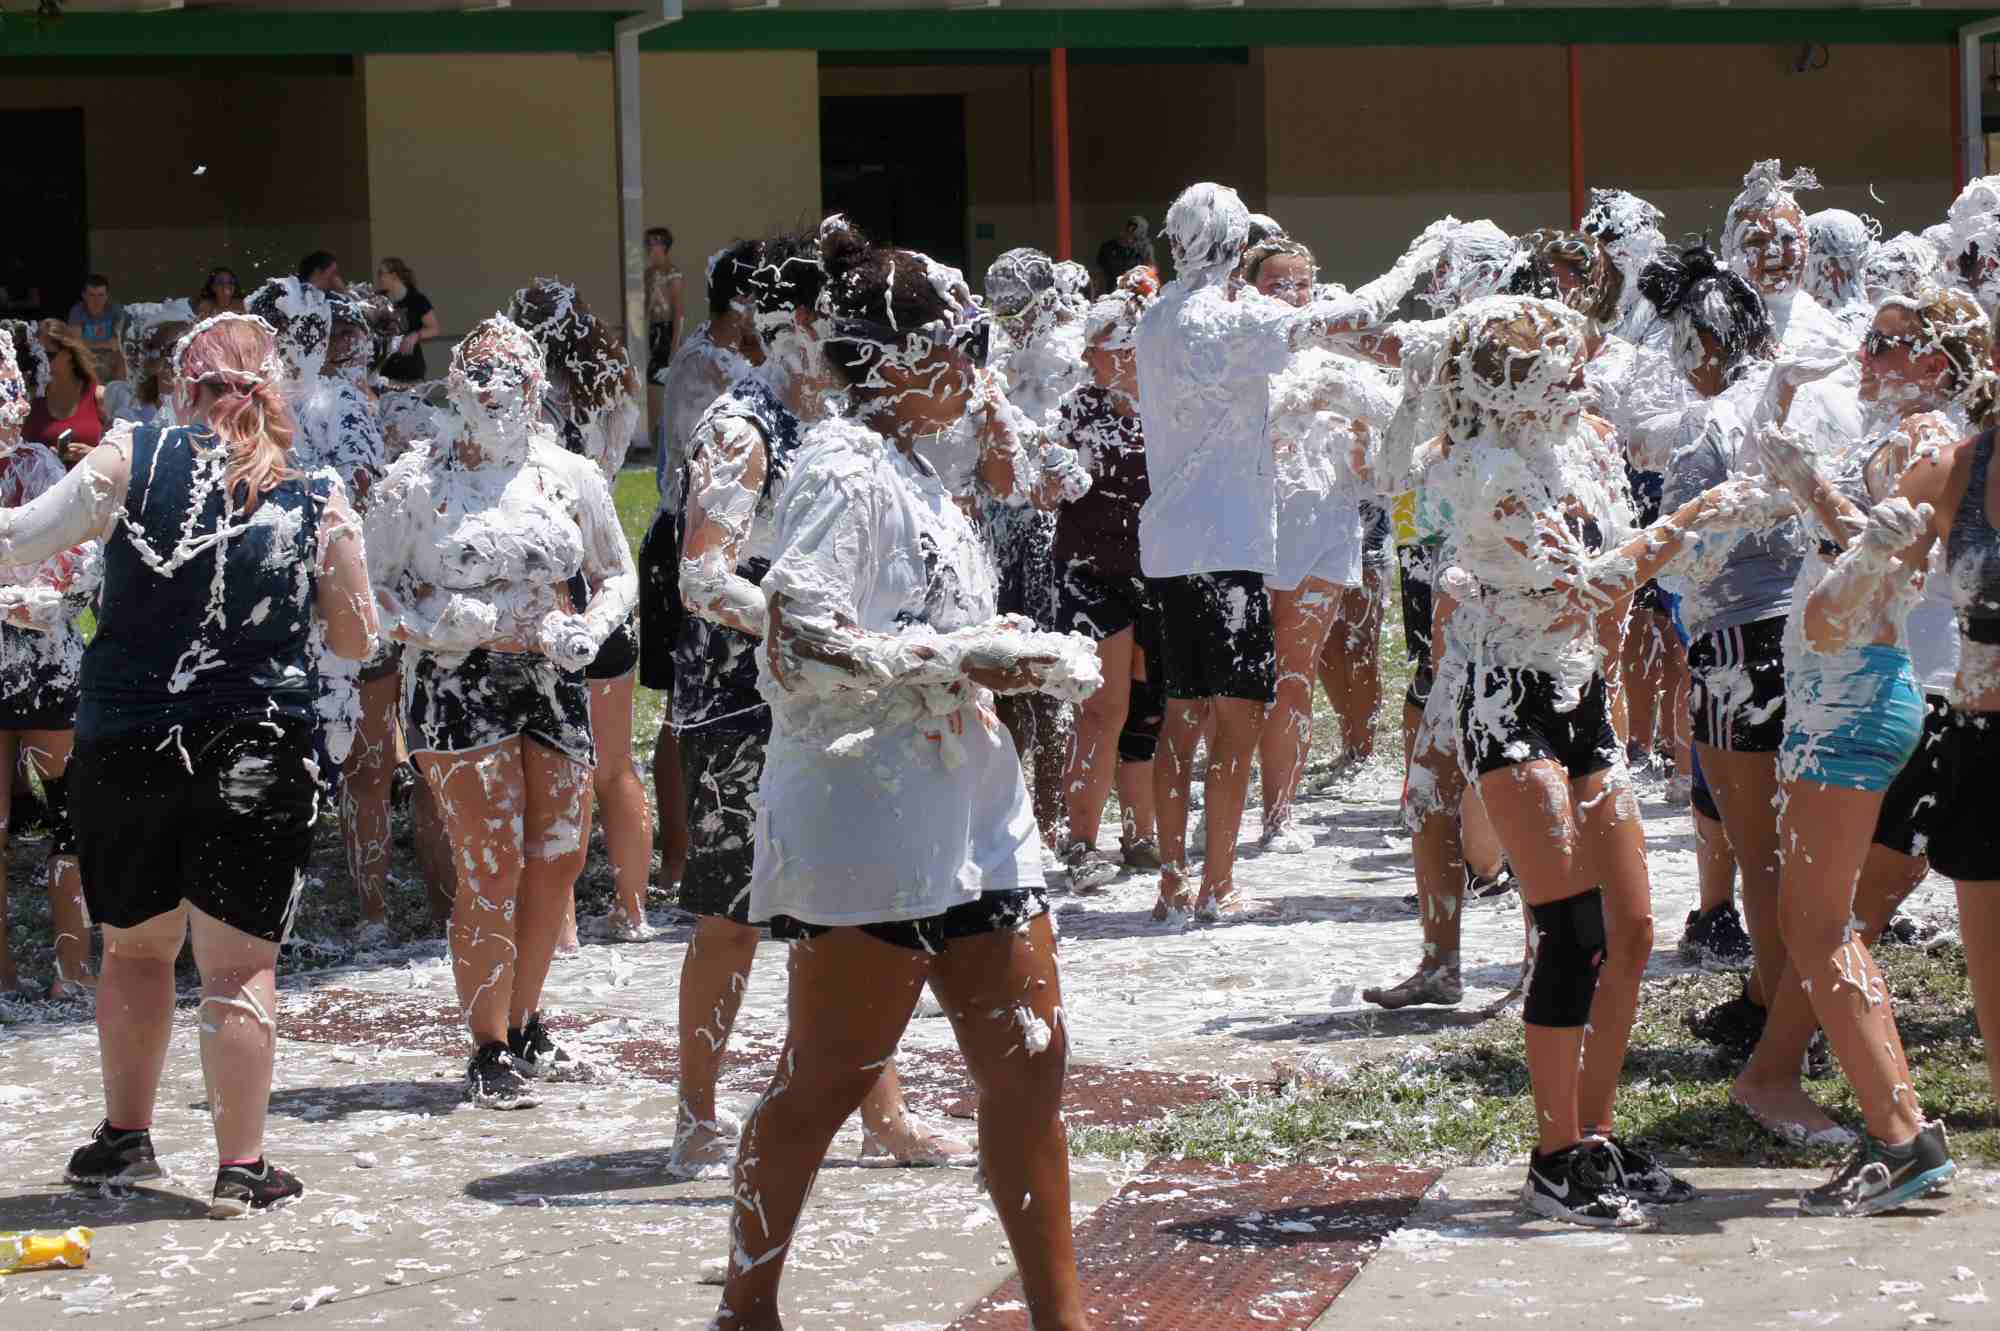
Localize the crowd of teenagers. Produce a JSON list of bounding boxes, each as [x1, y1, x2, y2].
[[2, 159, 2000, 1326]]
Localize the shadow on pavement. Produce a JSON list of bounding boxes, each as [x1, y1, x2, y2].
[[466, 1148, 738, 1207]]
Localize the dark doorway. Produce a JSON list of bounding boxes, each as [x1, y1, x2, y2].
[[821, 95, 969, 275], [0, 109, 87, 321]]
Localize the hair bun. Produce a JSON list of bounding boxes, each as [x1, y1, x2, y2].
[[817, 214, 869, 279]]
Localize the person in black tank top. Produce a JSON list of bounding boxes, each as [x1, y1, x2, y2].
[[0, 313, 377, 1218]]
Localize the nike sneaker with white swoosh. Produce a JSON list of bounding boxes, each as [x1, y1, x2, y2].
[[1799, 1121, 1955, 1217], [1522, 1141, 1649, 1227]]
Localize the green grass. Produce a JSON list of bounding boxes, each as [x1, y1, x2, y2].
[[1071, 943, 2000, 1168]]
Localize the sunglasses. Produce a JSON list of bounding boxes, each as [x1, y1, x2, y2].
[[1862, 330, 1921, 358]]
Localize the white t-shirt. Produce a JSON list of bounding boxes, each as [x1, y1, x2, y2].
[[1267, 346, 1393, 591], [748, 420, 1041, 927], [1134, 279, 1299, 578]]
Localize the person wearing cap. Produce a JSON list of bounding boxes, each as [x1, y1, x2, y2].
[[1097, 216, 1155, 295]]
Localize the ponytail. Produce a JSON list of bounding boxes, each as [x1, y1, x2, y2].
[[174, 314, 298, 513]]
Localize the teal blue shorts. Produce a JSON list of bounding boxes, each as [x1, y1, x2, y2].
[[1780, 646, 1923, 793]]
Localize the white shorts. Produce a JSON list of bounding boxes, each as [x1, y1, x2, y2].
[[1268, 490, 1363, 594]]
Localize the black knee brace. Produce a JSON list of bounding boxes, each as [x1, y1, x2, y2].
[[1117, 674, 1165, 764], [1524, 887, 1606, 1028], [41, 773, 75, 860]]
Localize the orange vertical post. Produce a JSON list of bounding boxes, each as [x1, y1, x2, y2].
[[1567, 45, 1585, 226], [1052, 46, 1073, 262]]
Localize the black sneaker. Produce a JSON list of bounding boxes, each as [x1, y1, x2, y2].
[[1800, 1122, 1956, 1217], [1678, 903, 1754, 967], [1467, 863, 1517, 900], [1522, 1141, 1648, 1227], [467, 1041, 538, 1108], [209, 1158, 304, 1219], [508, 1015, 581, 1082], [1687, 984, 1767, 1060], [1596, 1136, 1696, 1204], [65, 1120, 163, 1186]]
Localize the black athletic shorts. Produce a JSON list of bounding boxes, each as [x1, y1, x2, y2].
[[1688, 616, 1788, 754], [1460, 668, 1618, 780], [1055, 561, 1151, 643], [73, 715, 319, 942], [1360, 500, 1391, 572], [405, 648, 595, 768], [586, 609, 641, 681], [1691, 745, 1722, 822], [0, 630, 79, 731], [678, 719, 770, 924], [770, 887, 1050, 953], [357, 640, 401, 686], [1914, 707, 2000, 880], [1398, 543, 1438, 709], [637, 507, 682, 693], [1872, 693, 1951, 858], [1146, 570, 1276, 704]]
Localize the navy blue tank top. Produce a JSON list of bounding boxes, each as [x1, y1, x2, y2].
[[79, 425, 327, 739], [671, 378, 803, 733], [1950, 430, 2000, 646]]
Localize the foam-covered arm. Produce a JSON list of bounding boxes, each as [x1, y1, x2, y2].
[[539, 460, 639, 670], [1802, 498, 1934, 653], [680, 417, 770, 638], [315, 482, 379, 662], [0, 438, 127, 567], [1307, 223, 1451, 337]]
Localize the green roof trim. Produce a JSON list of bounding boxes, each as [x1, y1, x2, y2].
[[5, 7, 2000, 59]]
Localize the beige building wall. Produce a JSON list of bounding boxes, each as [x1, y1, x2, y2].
[[1267, 43, 1957, 291], [0, 61, 370, 307], [363, 50, 820, 345]]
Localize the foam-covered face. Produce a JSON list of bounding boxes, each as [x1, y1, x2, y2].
[[1252, 253, 1314, 309], [0, 336, 25, 435], [1673, 324, 1730, 399], [448, 326, 545, 450], [1447, 298, 1591, 437], [1731, 205, 1807, 297], [1083, 328, 1137, 397], [1858, 303, 1948, 409], [757, 306, 825, 385]]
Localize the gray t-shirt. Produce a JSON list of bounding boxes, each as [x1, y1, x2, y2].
[[1660, 394, 1802, 638]]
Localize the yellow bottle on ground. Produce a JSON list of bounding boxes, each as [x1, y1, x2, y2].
[[0, 1227, 93, 1273]]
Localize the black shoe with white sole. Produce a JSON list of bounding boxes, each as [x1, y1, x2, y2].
[[209, 1158, 304, 1219], [65, 1120, 163, 1186], [467, 1041, 538, 1108], [1522, 1141, 1649, 1227], [1597, 1136, 1696, 1204]]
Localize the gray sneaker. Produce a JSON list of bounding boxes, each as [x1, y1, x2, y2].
[[1061, 841, 1119, 893], [1800, 1122, 1955, 1217]]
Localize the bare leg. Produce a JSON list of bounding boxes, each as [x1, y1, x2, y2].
[[508, 741, 593, 1027], [1571, 769, 1654, 1136], [590, 674, 656, 929], [929, 915, 1089, 1330], [1116, 759, 1156, 845], [1258, 579, 1339, 839], [417, 742, 527, 1048], [1028, 695, 1071, 849], [1956, 880, 2000, 1106], [1694, 810, 1738, 914], [1062, 629, 1133, 848], [1776, 780, 1921, 1144], [343, 672, 400, 926], [1152, 696, 1206, 916], [1700, 745, 1785, 1007], [1196, 696, 1266, 914], [671, 914, 761, 1173], [1659, 619, 1691, 779], [652, 723, 689, 889], [1479, 759, 1588, 1154], [1459, 786, 1505, 880], [717, 929, 930, 1331], [1368, 698, 1466, 1005], [189, 905, 281, 1162], [0, 731, 17, 992], [1321, 577, 1383, 764], [97, 907, 187, 1130], [857, 1056, 973, 1162], [412, 773, 458, 929], [22, 730, 89, 993]]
